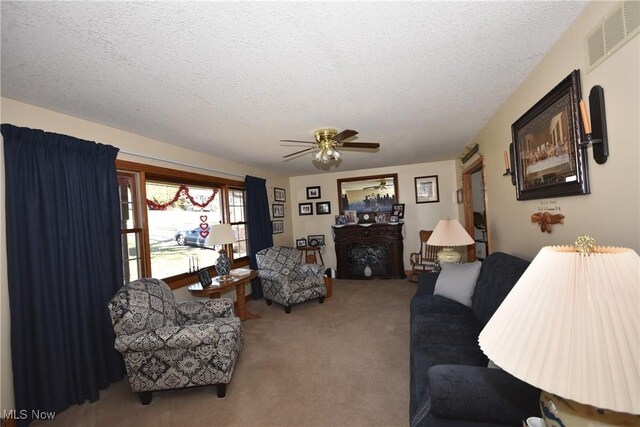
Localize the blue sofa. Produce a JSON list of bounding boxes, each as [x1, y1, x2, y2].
[[410, 252, 540, 426]]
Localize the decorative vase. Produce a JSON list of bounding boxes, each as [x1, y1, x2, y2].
[[216, 250, 231, 278], [363, 265, 372, 277]]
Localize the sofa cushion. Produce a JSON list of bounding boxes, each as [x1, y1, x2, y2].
[[434, 261, 482, 307], [471, 252, 530, 327]]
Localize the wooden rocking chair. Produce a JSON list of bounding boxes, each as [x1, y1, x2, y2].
[[408, 230, 440, 282]]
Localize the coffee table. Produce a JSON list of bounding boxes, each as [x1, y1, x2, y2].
[[187, 268, 260, 320]]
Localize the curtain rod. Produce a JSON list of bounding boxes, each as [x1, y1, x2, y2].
[[118, 149, 246, 179]]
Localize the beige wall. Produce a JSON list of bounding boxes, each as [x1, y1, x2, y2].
[[0, 97, 292, 413], [289, 160, 459, 271], [464, 1, 640, 260]]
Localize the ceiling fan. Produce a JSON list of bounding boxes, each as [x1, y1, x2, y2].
[[281, 128, 380, 163], [364, 179, 390, 190]]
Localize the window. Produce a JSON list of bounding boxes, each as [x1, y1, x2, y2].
[[116, 160, 248, 289], [118, 173, 145, 284]]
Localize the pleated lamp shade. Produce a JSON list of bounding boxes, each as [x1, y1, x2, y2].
[[478, 245, 640, 414], [427, 219, 474, 246]]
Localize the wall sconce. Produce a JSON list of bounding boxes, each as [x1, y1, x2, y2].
[[578, 85, 608, 164]]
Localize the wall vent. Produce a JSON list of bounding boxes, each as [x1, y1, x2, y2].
[[586, 1, 640, 72]]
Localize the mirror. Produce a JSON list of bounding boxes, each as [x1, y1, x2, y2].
[[337, 173, 399, 214]]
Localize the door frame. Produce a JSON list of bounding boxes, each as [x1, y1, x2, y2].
[[462, 157, 490, 261]]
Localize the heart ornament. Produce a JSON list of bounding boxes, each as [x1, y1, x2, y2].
[[200, 215, 208, 222], [200, 230, 210, 239]]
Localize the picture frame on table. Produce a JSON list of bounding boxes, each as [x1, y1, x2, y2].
[[307, 234, 325, 247], [306, 186, 321, 199], [274, 187, 286, 202], [335, 215, 347, 225], [299, 202, 313, 216], [511, 69, 589, 200], [197, 268, 213, 287], [414, 175, 440, 204], [272, 220, 284, 234], [376, 213, 390, 223], [391, 203, 405, 219], [272, 203, 284, 218], [296, 238, 307, 248], [344, 209, 358, 224], [316, 201, 331, 215]]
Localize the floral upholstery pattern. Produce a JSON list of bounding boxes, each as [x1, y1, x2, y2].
[[108, 278, 243, 397], [256, 246, 326, 310]]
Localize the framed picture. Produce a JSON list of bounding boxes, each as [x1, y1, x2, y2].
[[197, 268, 212, 287], [390, 215, 399, 223], [415, 175, 440, 204], [456, 188, 464, 204], [335, 215, 347, 225], [272, 203, 284, 218], [274, 187, 286, 202], [296, 238, 307, 248], [272, 220, 284, 234], [512, 70, 589, 200], [344, 209, 358, 224], [316, 201, 331, 215], [306, 186, 321, 199], [307, 234, 325, 246], [391, 203, 405, 219], [298, 202, 313, 216], [376, 213, 390, 223]]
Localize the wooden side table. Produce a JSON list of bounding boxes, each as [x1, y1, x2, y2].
[[297, 246, 324, 265], [188, 269, 260, 320]]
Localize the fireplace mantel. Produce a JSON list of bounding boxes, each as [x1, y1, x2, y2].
[[332, 223, 405, 279]]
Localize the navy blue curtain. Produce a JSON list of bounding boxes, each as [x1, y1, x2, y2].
[[2, 124, 125, 426], [245, 175, 273, 299]]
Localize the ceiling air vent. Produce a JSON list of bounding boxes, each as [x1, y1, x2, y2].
[[586, 0, 640, 72]]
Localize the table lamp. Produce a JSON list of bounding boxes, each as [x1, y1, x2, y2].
[[206, 223, 236, 280], [479, 237, 639, 425], [426, 218, 474, 264]]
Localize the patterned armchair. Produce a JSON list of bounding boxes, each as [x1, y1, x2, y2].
[[108, 278, 243, 404], [256, 246, 326, 313]]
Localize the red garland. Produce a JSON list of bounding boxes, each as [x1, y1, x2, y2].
[[146, 185, 219, 210]]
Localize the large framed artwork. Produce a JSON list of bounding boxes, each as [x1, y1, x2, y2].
[[337, 173, 398, 214], [511, 69, 589, 200]]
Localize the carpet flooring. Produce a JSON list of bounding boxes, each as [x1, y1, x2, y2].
[[34, 278, 416, 427]]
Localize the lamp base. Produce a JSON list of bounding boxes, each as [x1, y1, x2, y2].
[[215, 252, 231, 277], [540, 391, 639, 427], [436, 247, 461, 264]]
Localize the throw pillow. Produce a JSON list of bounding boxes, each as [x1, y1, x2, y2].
[[433, 261, 482, 307]]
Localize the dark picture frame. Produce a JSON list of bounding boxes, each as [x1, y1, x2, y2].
[[272, 203, 284, 218], [414, 175, 440, 204], [274, 187, 286, 202], [197, 268, 213, 287], [307, 234, 325, 246], [512, 69, 589, 200], [298, 202, 313, 216], [306, 186, 321, 199], [272, 220, 284, 234], [316, 201, 331, 215], [296, 238, 307, 248], [391, 203, 405, 219]]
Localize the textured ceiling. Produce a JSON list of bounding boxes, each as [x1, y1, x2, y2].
[[1, 1, 587, 176]]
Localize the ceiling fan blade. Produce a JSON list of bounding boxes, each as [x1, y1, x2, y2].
[[280, 139, 316, 144], [341, 142, 380, 149], [283, 147, 314, 158], [332, 129, 358, 142]]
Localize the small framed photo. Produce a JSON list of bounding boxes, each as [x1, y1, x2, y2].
[[456, 188, 464, 204], [390, 215, 399, 223], [335, 215, 347, 225], [272, 203, 284, 218], [415, 175, 440, 204], [344, 209, 358, 224], [376, 213, 390, 223], [391, 203, 405, 219], [307, 234, 325, 246], [306, 186, 321, 199], [296, 238, 307, 248], [299, 202, 313, 216], [197, 268, 213, 287], [316, 201, 331, 215], [272, 220, 284, 234], [274, 187, 286, 202]]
